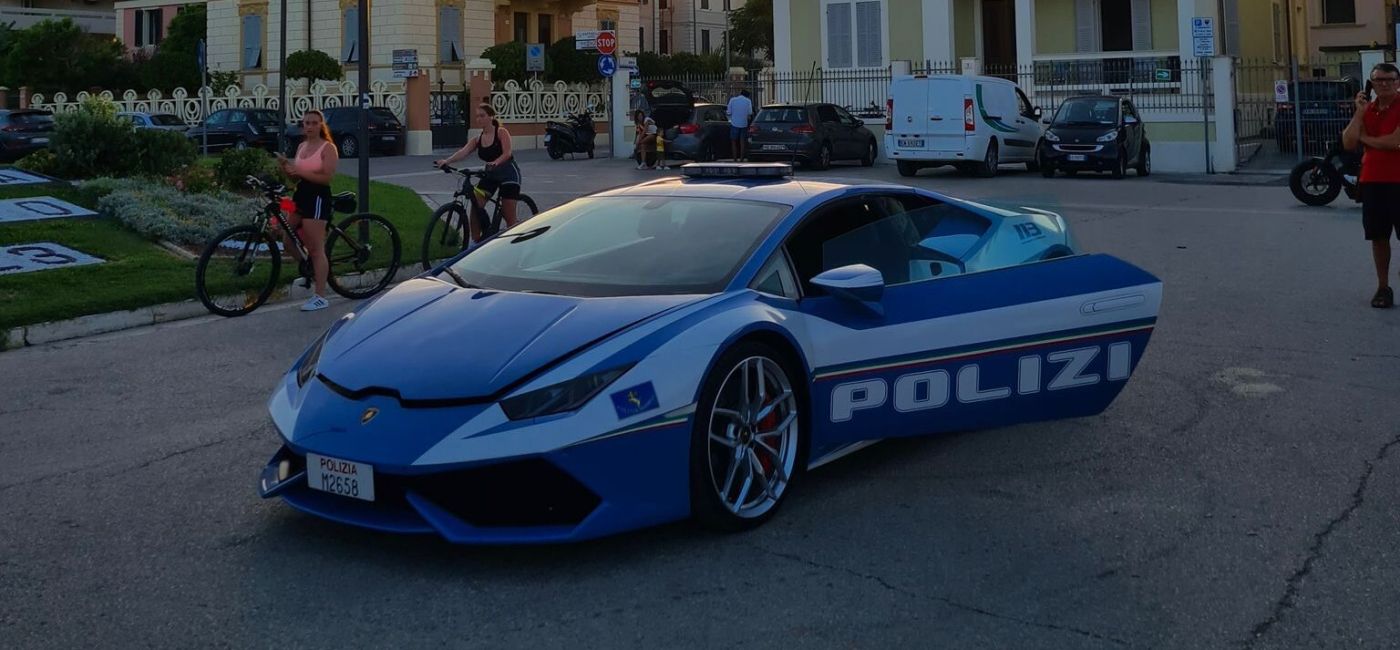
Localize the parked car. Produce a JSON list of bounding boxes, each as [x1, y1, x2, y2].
[[1274, 79, 1358, 156], [284, 106, 405, 158], [119, 111, 189, 133], [1037, 95, 1150, 179], [746, 103, 878, 169], [886, 74, 1044, 177], [660, 103, 733, 161], [186, 108, 284, 153], [0, 109, 54, 162]]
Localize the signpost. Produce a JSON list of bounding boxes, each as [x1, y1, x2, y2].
[[526, 43, 545, 73], [356, 0, 370, 215], [198, 38, 208, 155], [392, 49, 420, 78]]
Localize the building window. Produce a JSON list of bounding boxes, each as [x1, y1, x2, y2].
[[824, 1, 882, 69], [513, 12, 528, 42], [701, 0, 709, 9], [660, 0, 668, 9], [342, 4, 359, 63], [439, 5, 462, 63], [1074, 0, 1153, 53], [1322, 0, 1355, 24], [660, 29, 670, 54], [1271, 3, 1282, 62], [724, 0, 731, 10], [134, 9, 164, 48], [241, 10, 264, 69], [639, 26, 645, 50], [538, 14, 552, 44], [702, 29, 711, 53], [599, 9, 619, 31]]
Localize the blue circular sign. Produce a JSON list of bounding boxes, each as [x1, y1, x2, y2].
[[597, 54, 616, 77]]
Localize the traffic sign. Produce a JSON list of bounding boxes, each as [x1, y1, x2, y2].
[[596, 30, 617, 55], [630, 78, 641, 89], [1154, 68, 1171, 82], [197, 38, 206, 70], [597, 54, 617, 77], [1191, 16, 1214, 57], [392, 49, 420, 78], [576, 30, 599, 50], [526, 43, 545, 72], [1274, 80, 1289, 102]]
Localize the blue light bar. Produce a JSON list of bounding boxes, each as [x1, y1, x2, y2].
[[680, 162, 794, 179]]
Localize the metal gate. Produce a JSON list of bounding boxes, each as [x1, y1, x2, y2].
[[1235, 55, 1363, 171]]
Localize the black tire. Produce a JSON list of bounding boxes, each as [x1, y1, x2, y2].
[[1041, 161, 1056, 178], [587, 145, 595, 159], [1136, 144, 1151, 177], [325, 213, 401, 300], [420, 202, 469, 270], [897, 160, 919, 177], [689, 340, 807, 532], [1289, 159, 1342, 206], [547, 144, 564, 160], [860, 140, 877, 167], [976, 140, 999, 178], [194, 224, 281, 317], [812, 142, 832, 171], [234, 139, 249, 151], [1110, 152, 1127, 179], [1026, 151, 1041, 173], [339, 135, 359, 158]]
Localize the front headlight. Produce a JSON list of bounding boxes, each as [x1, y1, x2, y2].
[[295, 314, 352, 387], [500, 365, 633, 420], [1044, 130, 1061, 142], [1096, 130, 1119, 142]]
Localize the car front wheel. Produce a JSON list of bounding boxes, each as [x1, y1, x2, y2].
[[690, 341, 805, 531]]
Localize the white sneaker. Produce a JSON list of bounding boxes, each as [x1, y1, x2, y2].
[[300, 295, 329, 312]]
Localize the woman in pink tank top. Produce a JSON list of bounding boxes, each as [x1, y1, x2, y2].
[[277, 109, 339, 312]]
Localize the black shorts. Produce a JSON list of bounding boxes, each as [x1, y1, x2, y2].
[[1361, 183, 1400, 241], [292, 182, 333, 221], [477, 163, 522, 200]]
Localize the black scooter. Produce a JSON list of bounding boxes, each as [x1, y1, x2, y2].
[[545, 110, 595, 160], [1290, 143, 1361, 207]]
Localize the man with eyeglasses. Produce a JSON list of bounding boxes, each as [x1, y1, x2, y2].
[[1343, 63, 1400, 308]]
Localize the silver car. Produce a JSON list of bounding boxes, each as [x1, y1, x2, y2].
[[119, 112, 190, 133]]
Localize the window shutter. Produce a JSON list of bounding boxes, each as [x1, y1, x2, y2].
[[1130, 0, 1151, 50], [135, 11, 145, 47], [1223, 0, 1241, 57], [826, 2, 852, 69], [439, 7, 461, 62], [242, 15, 262, 69], [1074, 0, 1098, 53], [855, 1, 881, 68], [342, 7, 358, 63]]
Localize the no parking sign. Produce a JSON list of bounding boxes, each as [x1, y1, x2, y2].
[[1274, 80, 1289, 102]]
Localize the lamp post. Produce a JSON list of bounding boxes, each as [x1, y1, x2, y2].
[[356, 0, 370, 214], [277, 0, 287, 154]]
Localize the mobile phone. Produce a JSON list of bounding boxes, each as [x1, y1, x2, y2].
[[1365, 80, 1375, 100]]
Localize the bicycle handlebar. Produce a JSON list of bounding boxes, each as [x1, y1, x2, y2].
[[245, 175, 287, 195], [435, 163, 490, 177]]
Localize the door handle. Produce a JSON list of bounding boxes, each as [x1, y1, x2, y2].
[[930, 116, 944, 121], [1080, 294, 1145, 314]]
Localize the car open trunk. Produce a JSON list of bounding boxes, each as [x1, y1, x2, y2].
[[643, 80, 695, 130]]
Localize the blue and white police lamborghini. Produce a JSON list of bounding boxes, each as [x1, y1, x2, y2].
[[258, 163, 1162, 544]]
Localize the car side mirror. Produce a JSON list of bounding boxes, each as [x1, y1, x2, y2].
[[1124, 115, 1139, 125], [1033, 107, 1043, 119], [855, 119, 865, 127], [811, 264, 884, 316]]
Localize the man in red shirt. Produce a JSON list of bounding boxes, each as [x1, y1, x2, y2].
[[1343, 63, 1400, 308]]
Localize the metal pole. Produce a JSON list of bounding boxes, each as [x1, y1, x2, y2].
[[1201, 57, 1212, 173], [278, 0, 288, 154], [357, 0, 370, 216], [692, 0, 697, 53], [1284, 0, 1303, 161]]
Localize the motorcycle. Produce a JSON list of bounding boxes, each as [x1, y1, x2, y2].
[[544, 109, 596, 160], [1289, 143, 1361, 207]]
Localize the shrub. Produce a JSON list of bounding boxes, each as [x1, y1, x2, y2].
[[286, 49, 343, 87], [93, 182, 259, 246], [166, 164, 219, 195], [133, 128, 198, 177], [545, 37, 600, 84], [15, 149, 58, 177], [214, 147, 285, 192], [47, 97, 137, 179], [481, 41, 527, 84]]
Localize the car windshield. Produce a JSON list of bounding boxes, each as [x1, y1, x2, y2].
[[757, 108, 808, 123], [1053, 99, 1119, 126], [369, 108, 399, 124], [12, 112, 53, 125], [1294, 82, 1351, 101], [442, 196, 788, 297], [151, 114, 185, 126]]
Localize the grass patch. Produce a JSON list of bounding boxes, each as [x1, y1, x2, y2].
[[0, 175, 430, 331]]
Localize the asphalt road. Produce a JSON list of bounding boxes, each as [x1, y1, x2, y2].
[[3, 156, 1398, 648]]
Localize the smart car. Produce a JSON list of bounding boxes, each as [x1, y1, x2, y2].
[[258, 163, 1162, 544]]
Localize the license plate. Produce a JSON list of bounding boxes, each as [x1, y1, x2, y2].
[[1068, 154, 1086, 161], [307, 453, 375, 501], [762, 144, 786, 151], [381, 135, 397, 140], [1302, 109, 1327, 115], [544, 135, 552, 143], [897, 138, 925, 148], [31, 137, 48, 145]]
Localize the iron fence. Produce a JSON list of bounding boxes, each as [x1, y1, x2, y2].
[[1235, 55, 1363, 167]]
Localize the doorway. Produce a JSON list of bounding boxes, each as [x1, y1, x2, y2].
[[982, 0, 1017, 71]]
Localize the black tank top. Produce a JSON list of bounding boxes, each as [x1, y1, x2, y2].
[[478, 125, 503, 162]]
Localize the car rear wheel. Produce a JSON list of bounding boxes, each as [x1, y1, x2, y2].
[[860, 140, 876, 167], [811, 142, 832, 170], [897, 160, 919, 177], [975, 140, 999, 178], [339, 135, 359, 158], [690, 341, 805, 532], [1136, 144, 1151, 176]]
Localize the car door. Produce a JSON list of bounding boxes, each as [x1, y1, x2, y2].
[[1012, 88, 1042, 160], [199, 110, 229, 150], [814, 105, 846, 157], [1122, 100, 1144, 164], [703, 106, 729, 155], [783, 193, 1162, 451]]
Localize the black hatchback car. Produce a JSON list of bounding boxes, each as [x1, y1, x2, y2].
[[0, 110, 54, 162], [746, 103, 877, 170], [1038, 95, 1150, 179], [187, 108, 284, 153], [1274, 79, 1358, 156], [284, 106, 405, 158]]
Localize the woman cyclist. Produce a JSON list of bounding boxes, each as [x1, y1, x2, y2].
[[434, 103, 521, 245], [276, 109, 339, 312]]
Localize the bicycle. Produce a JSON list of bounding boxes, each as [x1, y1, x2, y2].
[[194, 175, 403, 317], [420, 163, 539, 270]]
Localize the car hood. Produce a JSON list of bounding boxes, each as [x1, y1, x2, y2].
[[316, 278, 701, 402]]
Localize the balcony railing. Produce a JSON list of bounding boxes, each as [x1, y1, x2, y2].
[[0, 8, 117, 34]]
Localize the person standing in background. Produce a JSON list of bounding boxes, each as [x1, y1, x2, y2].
[[726, 89, 753, 162], [1343, 63, 1400, 308]]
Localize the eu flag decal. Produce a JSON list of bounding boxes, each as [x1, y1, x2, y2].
[[611, 382, 659, 419]]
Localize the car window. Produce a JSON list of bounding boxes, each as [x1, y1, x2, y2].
[[250, 111, 280, 125], [757, 108, 809, 123], [152, 114, 184, 126], [816, 201, 995, 287], [205, 111, 228, 126], [1015, 89, 1034, 117], [816, 105, 839, 123], [1295, 82, 1350, 102], [12, 112, 54, 126], [128, 115, 145, 125], [1123, 102, 1140, 122], [750, 250, 799, 299], [229, 111, 248, 124], [445, 197, 788, 297], [1052, 99, 1119, 126], [834, 106, 857, 124]]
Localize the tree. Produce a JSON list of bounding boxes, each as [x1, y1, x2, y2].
[[142, 4, 206, 92], [285, 49, 343, 88], [481, 41, 526, 84], [545, 37, 600, 84], [4, 19, 127, 95], [727, 0, 773, 61]]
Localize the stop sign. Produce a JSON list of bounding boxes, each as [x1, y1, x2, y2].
[[596, 30, 617, 55]]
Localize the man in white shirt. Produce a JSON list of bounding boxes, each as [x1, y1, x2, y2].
[[726, 90, 754, 161]]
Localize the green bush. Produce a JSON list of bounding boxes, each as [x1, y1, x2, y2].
[[133, 128, 198, 177], [286, 49, 343, 87], [481, 41, 527, 84], [47, 97, 138, 179], [546, 37, 600, 84], [214, 147, 284, 192], [15, 149, 58, 177], [90, 181, 259, 246], [166, 164, 219, 195]]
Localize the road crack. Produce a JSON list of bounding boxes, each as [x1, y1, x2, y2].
[[1245, 431, 1400, 644], [745, 542, 1129, 646]]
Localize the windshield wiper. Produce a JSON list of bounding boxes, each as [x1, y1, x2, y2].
[[506, 226, 550, 243], [441, 266, 483, 290]]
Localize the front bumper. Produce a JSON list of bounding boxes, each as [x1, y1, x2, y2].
[[1041, 142, 1122, 170], [258, 411, 694, 544]]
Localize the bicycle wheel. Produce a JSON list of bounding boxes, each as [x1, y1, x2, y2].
[[326, 213, 402, 300], [195, 224, 282, 317], [420, 201, 469, 271], [516, 194, 540, 222], [484, 194, 541, 238]]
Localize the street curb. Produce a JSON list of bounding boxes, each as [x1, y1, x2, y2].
[[1, 264, 426, 353]]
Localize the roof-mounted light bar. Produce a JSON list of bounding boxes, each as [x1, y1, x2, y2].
[[680, 162, 794, 179]]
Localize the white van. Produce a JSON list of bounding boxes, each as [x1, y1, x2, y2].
[[885, 74, 1045, 178]]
